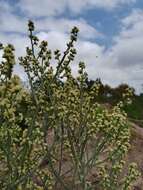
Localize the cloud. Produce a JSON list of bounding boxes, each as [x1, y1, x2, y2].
[[0, 1, 26, 33], [1, 13, 142, 93], [100, 9, 143, 93], [18, 0, 66, 17], [0, 1, 142, 93], [0, 1, 14, 13], [122, 9, 143, 27], [18, 0, 136, 17], [121, 9, 143, 39], [0, 1, 103, 80], [35, 18, 102, 40], [68, 0, 136, 12], [36, 29, 143, 93], [0, 5, 101, 40], [107, 9, 143, 68], [0, 13, 27, 33]]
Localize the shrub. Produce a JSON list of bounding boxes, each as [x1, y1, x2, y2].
[[0, 21, 140, 190]]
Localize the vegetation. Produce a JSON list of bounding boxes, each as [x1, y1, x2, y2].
[[85, 79, 143, 127], [0, 21, 140, 189], [124, 94, 143, 127]]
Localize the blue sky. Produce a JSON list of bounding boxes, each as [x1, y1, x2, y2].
[[0, 0, 143, 93]]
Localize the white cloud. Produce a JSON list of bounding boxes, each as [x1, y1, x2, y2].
[[0, 1, 26, 33], [0, 6, 101, 40], [35, 17, 102, 40], [0, 1, 14, 13], [0, 13, 27, 33], [121, 9, 143, 39], [108, 9, 143, 67], [0, 1, 142, 93], [101, 9, 143, 93], [122, 9, 143, 27], [18, 0, 66, 17], [18, 0, 136, 17], [36, 29, 143, 93]]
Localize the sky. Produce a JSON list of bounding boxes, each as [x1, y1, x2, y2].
[[0, 0, 143, 93]]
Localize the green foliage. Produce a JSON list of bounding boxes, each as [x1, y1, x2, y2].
[[124, 94, 143, 127], [86, 79, 143, 128], [0, 21, 140, 189]]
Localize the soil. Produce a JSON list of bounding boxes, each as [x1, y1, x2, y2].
[[126, 123, 143, 190], [39, 122, 143, 189]]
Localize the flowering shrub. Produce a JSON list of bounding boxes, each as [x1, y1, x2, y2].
[[0, 21, 140, 189]]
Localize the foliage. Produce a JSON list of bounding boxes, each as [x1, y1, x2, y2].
[[124, 94, 143, 127], [86, 80, 135, 105], [86, 79, 143, 127], [0, 21, 140, 189]]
